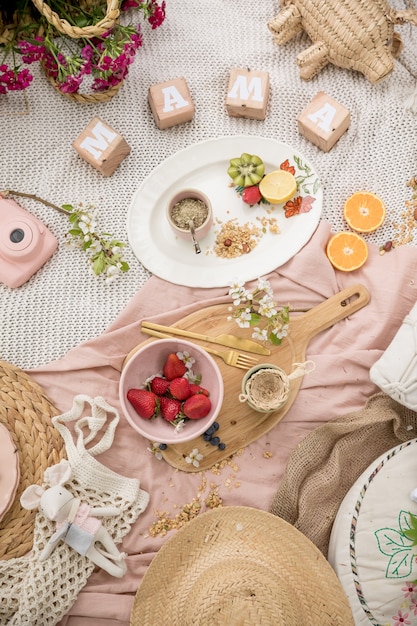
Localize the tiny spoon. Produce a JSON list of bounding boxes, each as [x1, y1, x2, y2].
[[189, 219, 201, 254]]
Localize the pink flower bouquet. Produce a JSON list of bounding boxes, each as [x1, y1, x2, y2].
[[0, 0, 165, 100]]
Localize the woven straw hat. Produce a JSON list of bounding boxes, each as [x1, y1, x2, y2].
[[131, 506, 353, 625]]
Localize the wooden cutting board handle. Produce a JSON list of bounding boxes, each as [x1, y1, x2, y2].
[[291, 283, 370, 343]]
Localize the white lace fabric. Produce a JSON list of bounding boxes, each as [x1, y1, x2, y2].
[[0, 396, 149, 626]]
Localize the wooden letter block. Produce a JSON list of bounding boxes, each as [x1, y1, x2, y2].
[[72, 117, 131, 176], [226, 68, 270, 120], [148, 77, 195, 129], [298, 92, 350, 152]]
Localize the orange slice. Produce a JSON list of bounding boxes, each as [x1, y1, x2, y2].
[[326, 231, 368, 272], [343, 191, 386, 233], [259, 170, 297, 204]]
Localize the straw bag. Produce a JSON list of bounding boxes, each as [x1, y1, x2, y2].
[[268, 0, 417, 84]]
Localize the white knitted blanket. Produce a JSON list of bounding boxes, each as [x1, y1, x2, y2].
[[1, 0, 417, 371], [0, 396, 149, 626]]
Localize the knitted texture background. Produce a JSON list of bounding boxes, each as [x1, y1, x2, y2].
[[1, 0, 417, 369], [0, 396, 149, 625]]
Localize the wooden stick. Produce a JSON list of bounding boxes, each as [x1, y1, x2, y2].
[[0, 189, 70, 215]]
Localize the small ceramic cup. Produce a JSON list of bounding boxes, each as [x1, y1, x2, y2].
[[166, 188, 213, 243], [239, 361, 316, 413]]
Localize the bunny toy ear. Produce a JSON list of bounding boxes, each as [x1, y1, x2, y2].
[[44, 459, 72, 486], [20, 484, 45, 510]]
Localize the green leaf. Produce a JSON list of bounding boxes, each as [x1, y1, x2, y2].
[[92, 253, 106, 276], [250, 313, 261, 325], [68, 228, 82, 237], [386, 549, 414, 578], [375, 527, 413, 556], [62, 204, 74, 212], [269, 333, 282, 346], [120, 262, 130, 272]]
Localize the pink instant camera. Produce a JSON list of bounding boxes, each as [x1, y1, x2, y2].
[[0, 196, 58, 288]]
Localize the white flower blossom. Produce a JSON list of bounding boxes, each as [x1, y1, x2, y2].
[[147, 443, 163, 460], [174, 419, 185, 433], [227, 280, 291, 346], [185, 448, 203, 468], [177, 351, 195, 369], [65, 202, 129, 283]]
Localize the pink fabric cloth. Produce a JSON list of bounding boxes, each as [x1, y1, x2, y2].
[[27, 221, 417, 624]]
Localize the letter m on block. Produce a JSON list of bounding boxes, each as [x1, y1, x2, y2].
[[228, 74, 263, 102], [79, 120, 117, 161]]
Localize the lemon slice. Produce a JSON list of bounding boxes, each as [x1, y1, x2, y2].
[[259, 170, 297, 204]]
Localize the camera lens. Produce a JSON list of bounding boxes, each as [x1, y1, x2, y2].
[[10, 228, 25, 243]]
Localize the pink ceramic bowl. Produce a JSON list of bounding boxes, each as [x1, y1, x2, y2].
[[119, 338, 224, 444], [166, 188, 213, 242]]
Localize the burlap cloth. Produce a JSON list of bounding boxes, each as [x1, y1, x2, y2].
[[269, 392, 417, 556]]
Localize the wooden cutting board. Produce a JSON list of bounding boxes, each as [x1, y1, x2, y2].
[[129, 284, 370, 472]]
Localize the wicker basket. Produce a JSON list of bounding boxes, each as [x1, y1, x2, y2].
[[32, 0, 124, 103], [31, 0, 120, 38], [0, 0, 128, 102]]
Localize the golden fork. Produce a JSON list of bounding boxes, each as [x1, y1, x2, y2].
[[140, 328, 259, 370]]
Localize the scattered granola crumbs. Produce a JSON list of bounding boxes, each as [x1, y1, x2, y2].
[[148, 499, 202, 537], [211, 218, 262, 258], [392, 177, 417, 247], [148, 478, 223, 537], [256, 215, 280, 234], [205, 488, 223, 509], [263, 451, 273, 459]]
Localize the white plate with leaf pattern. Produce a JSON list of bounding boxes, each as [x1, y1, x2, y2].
[[127, 136, 323, 288]]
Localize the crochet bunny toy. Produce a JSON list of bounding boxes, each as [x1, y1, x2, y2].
[[20, 459, 127, 578]]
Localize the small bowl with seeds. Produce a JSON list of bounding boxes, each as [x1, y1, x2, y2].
[[167, 188, 213, 252]]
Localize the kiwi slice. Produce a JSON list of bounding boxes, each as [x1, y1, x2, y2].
[[227, 153, 265, 187]]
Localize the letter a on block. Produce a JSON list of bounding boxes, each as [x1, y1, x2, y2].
[[297, 91, 350, 152], [148, 77, 195, 129], [307, 102, 337, 133], [79, 120, 117, 160], [162, 85, 189, 112]]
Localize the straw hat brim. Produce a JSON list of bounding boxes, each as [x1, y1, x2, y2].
[[131, 506, 353, 626]]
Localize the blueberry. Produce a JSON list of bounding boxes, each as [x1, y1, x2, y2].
[[210, 436, 220, 446], [212, 422, 220, 431], [203, 433, 212, 442], [158, 443, 168, 450], [218, 442, 226, 450], [204, 425, 215, 437]]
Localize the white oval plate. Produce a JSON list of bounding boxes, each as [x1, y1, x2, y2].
[[127, 136, 323, 288]]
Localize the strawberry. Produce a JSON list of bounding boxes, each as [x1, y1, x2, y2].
[[189, 383, 210, 396], [163, 353, 187, 381], [169, 377, 191, 401], [127, 388, 159, 419], [242, 185, 262, 206], [159, 396, 182, 422], [150, 376, 170, 396], [183, 394, 212, 419]]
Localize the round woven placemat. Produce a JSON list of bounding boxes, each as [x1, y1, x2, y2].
[[131, 506, 353, 626], [0, 360, 66, 560]]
